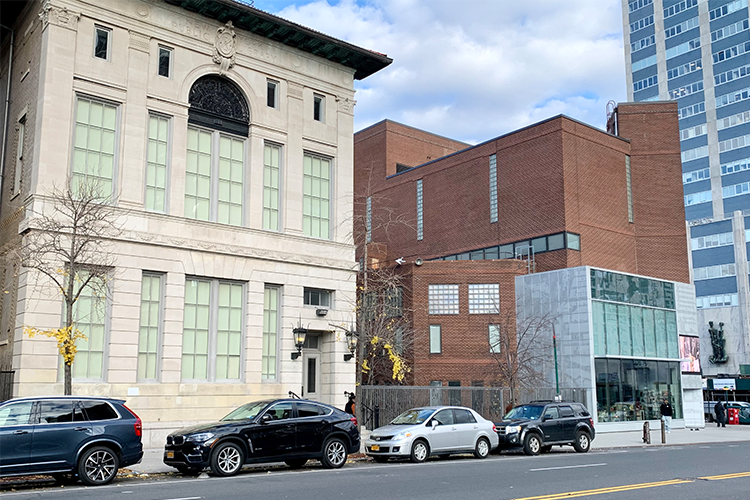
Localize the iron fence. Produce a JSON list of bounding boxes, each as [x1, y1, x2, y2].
[[0, 370, 14, 403], [357, 386, 588, 430]]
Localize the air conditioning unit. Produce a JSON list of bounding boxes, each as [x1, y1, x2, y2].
[[316, 308, 328, 317]]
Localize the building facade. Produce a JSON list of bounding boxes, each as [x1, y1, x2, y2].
[[0, 0, 390, 445], [621, 0, 750, 374]]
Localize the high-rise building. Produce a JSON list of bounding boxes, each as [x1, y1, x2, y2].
[[622, 0, 750, 375]]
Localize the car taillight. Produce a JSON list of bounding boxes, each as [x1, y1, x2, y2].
[[350, 416, 358, 426], [589, 418, 594, 429], [123, 404, 142, 438], [492, 424, 497, 433]]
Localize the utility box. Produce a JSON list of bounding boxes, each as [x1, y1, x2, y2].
[[728, 408, 740, 425]]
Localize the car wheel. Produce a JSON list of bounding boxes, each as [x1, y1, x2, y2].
[[321, 438, 348, 469], [573, 431, 591, 453], [175, 465, 203, 475], [372, 456, 389, 463], [78, 446, 119, 486], [540, 445, 552, 454], [410, 439, 429, 463], [285, 459, 308, 469], [210, 442, 244, 477], [523, 433, 542, 456], [474, 437, 491, 459]]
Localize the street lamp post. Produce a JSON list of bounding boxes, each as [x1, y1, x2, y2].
[[552, 323, 560, 396]]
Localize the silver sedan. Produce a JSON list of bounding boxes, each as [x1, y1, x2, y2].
[[364, 406, 499, 463]]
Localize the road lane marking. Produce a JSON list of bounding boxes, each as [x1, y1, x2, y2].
[[529, 463, 607, 472], [700, 471, 750, 480], [163, 497, 201, 500], [510, 479, 692, 500]]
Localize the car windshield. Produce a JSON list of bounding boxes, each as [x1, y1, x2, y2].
[[390, 408, 436, 425], [221, 401, 270, 421], [505, 405, 544, 420]]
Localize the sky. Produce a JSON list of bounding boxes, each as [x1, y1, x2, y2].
[[251, 0, 627, 145]]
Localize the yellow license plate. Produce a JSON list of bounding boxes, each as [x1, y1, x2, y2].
[[371, 445, 380, 451], [166, 451, 174, 459]]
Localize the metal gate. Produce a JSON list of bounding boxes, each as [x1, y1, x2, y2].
[[0, 370, 14, 402]]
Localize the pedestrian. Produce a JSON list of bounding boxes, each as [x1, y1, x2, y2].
[[715, 400, 726, 427], [660, 398, 673, 433], [345, 392, 356, 415]]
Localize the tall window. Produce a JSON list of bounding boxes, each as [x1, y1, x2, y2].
[[145, 114, 169, 212], [72, 97, 117, 197], [416, 179, 423, 240], [267, 80, 278, 108], [12, 115, 25, 196], [489, 154, 498, 223], [263, 143, 281, 230], [138, 273, 163, 380], [429, 284, 459, 314], [262, 286, 279, 379], [489, 325, 501, 353], [182, 278, 244, 381], [71, 274, 108, 380], [625, 155, 633, 223], [185, 127, 244, 225], [94, 26, 111, 60], [429, 325, 442, 354], [303, 153, 331, 238], [313, 94, 324, 122], [158, 46, 172, 78]]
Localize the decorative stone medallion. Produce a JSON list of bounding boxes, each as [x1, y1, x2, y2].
[[213, 21, 237, 75]]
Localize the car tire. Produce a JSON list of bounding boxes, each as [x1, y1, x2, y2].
[[175, 465, 203, 475], [573, 431, 591, 453], [78, 446, 119, 486], [523, 433, 542, 456], [372, 456, 389, 463], [540, 445, 552, 453], [474, 437, 491, 459], [320, 438, 348, 469], [285, 459, 308, 469], [210, 442, 244, 477], [410, 439, 429, 463]]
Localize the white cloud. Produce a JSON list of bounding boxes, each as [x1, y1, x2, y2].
[[263, 0, 626, 144]]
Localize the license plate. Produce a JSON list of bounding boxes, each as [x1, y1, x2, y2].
[[166, 451, 174, 459], [371, 445, 380, 451]]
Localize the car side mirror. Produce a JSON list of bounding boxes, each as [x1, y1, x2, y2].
[[260, 414, 273, 424], [431, 420, 438, 429], [542, 415, 550, 422]]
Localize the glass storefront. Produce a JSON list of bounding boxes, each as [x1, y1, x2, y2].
[[595, 358, 682, 422]]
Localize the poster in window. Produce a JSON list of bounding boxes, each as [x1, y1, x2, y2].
[[679, 336, 701, 373]]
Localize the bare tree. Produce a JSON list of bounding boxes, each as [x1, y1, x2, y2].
[[13, 179, 122, 394], [488, 304, 554, 408]]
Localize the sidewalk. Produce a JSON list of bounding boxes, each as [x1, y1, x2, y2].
[[126, 425, 750, 476]]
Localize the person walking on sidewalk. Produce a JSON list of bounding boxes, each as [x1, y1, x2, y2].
[[345, 392, 356, 415], [660, 398, 673, 433], [715, 400, 727, 427]]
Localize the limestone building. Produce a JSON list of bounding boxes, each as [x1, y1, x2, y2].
[[0, 0, 390, 444]]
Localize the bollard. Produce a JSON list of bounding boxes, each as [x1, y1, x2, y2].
[[661, 419, 666, 444], [642, 421, 651, 444], [374, 405, 380, 429]]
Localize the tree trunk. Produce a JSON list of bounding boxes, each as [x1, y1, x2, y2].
[[64, 272, 75, 395], [64, 363, 72, 395]]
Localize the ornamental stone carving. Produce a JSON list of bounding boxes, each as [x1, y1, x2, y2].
[[129, 31, 150, 53], [39, 1, 81, 31], [336, 96, 356, 114], [287, 82, 304, 99], [212, 21, 237, 75], [188, 75, 250, 126]]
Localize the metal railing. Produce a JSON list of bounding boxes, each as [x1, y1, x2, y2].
[[0, 370, 14, 402], [357, 386, 588, 430]]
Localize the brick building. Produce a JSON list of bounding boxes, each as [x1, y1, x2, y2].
[[354, 102, 705, 429]]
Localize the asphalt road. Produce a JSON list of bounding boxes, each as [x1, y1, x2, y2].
[[2, 443, 750, 500]]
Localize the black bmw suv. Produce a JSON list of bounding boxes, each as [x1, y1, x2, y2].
[[164, 398, 359, 476], [495, 401, 595, 455]]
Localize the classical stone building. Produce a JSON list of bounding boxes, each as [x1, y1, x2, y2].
[[0, 0, 390, 444]]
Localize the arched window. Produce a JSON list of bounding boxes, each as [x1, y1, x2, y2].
[[185, 75, 250, 225]]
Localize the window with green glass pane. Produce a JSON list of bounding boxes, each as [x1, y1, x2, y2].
[[185, 128, 212, 221], [665, 311, 679, 358], [70, 274, 107, 380], [263, 144, 281, 230], [654, 309, 667, 358], [604, 303, 619, 355], [138, 273, 162, 380], [182, 279, 210, 380], [216, 282, 243, 380], [217, 136, 243, 226], [145, 115, 169, 213], [71, 97, 117, 198], [592, 301, 605, 355], [303, 154, 331, 238], [262, 286, 279, 379]]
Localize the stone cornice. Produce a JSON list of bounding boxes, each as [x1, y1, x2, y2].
[[39, 1, 81, 31]]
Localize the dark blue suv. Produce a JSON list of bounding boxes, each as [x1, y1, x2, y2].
[[0, 396, 143, 485]]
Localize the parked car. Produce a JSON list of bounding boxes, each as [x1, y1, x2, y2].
[[164, 398, 359, 476], [495, 401, 595, 455], [364, 406, 499, 463], [0, 396, 143, 486]]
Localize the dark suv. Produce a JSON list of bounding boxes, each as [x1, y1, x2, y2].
[[164, 398, 359, 476], [495, 401, 595, 455], [0, 396, 143, 485]]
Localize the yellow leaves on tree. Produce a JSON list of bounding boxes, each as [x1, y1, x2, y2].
[[366, 336, 411, 383], [24, 326, 87, 366]]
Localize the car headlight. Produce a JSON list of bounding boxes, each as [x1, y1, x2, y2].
[[186, 432, 215, 443], [505, 425, 522, 434], [393, 431, 413, 441]]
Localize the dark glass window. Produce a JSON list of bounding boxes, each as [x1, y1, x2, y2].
[[454, 409, 476, 424], [313, 95, 323, 121], [532, 237, 547, 252], [158, 47, 171, 78], [559, 406, 574, 418], [432, 409, 454, 425], [80, 401, 118, 421], [265, 402, 293, 420], [39, 401, 84, 423], [297, 402, 328, 418], [304, 288, 331, 307], [0, 402, 34, 427], [448, 381, 461, 406], [547, 233, 565, 251], [267, 80, 277, 108], [567, 232, 581, 251], [498, 244, 513, 258], [307, 358, 317, 394], [543, 406, 560, 419], [94, 27, 110, 60]]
